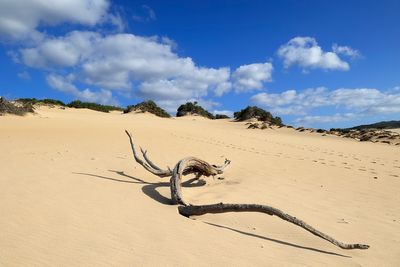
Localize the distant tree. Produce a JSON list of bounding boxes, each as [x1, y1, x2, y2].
[[124, 100, 171, 118], [176, 102, 215, 119], [67, 100, 123, 113], [233, 106, 283, 126], [16, 98, 65, 106], [215, 114, 230, 119]]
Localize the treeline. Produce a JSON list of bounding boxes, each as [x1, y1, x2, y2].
[[16, 98, 123, 113], [331, 120, 400, 132], [3, 97, 284, 125]]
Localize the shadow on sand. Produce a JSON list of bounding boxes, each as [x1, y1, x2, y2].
[[74, 170, 350, 258], [74, 170, 205, 205]]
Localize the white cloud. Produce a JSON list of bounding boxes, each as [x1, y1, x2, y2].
[[212, 110, 234, 117], [132, 5, 156, 22], [294, 113, 357, 125], [108, 13, 125, 32], [277, 37, 352, 71], [18, 30, 232, 109], [332, 44, 360, 58], [252, 87, 400, 123], [20, 31, 99, 68], [46, 74, 117, 105], [161, 36, 178, 50], [252, 87, 330, 115], [232, 62, 273, 92], [17, 71, 31, 80], [0, 0, 109, 41]]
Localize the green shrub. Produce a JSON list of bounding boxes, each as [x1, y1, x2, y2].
[[16, 98, 65, 106], [234, 106, 283, 126], [215, 114, 230, 119], [41, 99, 66, 106], [0, 97, 34, 116], [67, 100, 123, 113], [124, 100, 171, 118], [176, 102, 215, 119]]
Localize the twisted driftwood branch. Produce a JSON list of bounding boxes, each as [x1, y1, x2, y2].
[[125, 130, 172, 177], [125, 130, 369, 250], [178, 203, 369, 250]]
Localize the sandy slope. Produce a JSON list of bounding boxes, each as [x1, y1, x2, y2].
[[1, 106, 399, 266]]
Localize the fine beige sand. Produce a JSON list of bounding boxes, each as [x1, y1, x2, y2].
[[1, 106, 399, 266]]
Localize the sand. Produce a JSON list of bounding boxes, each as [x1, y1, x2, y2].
[[1, 106, 399, 266]]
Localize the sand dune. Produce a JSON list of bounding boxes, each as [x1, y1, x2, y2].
[[1, 106, 399, 266]]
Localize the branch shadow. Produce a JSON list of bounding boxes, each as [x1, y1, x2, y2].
[[74, 170, 351, 258], [203, 222, 350, 258], [73, 170, 205, 206]]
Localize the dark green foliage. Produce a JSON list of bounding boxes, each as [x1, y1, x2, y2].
[[233, 106, 283, 126], [16, 98, 65, 106], [0, 97, 34, 116], [215, 114, 230, 119], [330, 128, 350, 133], [41, 98, 66, 106], [67, 100, 123, 113], [124, 100, 171, 118], [349, 120, 400, 130], [15, 98, 38, 104], [330, 120, 400, 133], [176, 102, 215, 119]]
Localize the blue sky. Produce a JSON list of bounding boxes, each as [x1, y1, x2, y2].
[[0, 0, 399, 128]]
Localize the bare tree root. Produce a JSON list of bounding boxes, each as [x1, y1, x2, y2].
[[125, 130, 369, 250]]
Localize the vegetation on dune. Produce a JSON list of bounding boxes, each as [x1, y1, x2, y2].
[[16, 98, 123, 113], [176, 102, 215, 119], [331, 120, 400, 133], [0, 97, 34, 116], [67, 100, 123, 113], [16, 98, 66, 106], [124, 100, 171, 118], [215, 114, 230, 119], [234, 106, 283, 126]]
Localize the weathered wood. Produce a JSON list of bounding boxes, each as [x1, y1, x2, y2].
[[125, 129, 369, 250], [178, 203, 369, 250], [125, 130, 172, 177], [170, 157, 226, 205]]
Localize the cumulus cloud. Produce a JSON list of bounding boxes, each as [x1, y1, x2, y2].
[[0, 0, 109, 41], [332, 44, 361, 59], [294, 113, 357, 125], [132, 5, 156, 22], [252, 87, 400, 124], [277, 37, 354, 71], [17, 71, 31, 80], [46, 74, 117, 105], [17, 30, 232, 111], [232, 62, 273, 92], [212, 110, 234, 117], [20, 31, 98, 68], [252, 87, 330, 115]]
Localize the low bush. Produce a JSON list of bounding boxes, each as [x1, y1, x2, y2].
[[124, 100, 171, 118], [67, 100, 123, 113], [233, 106, 283, 126], [176, 102, 215, 119]]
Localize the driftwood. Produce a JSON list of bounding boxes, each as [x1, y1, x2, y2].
[[125, 130, 369, 250]]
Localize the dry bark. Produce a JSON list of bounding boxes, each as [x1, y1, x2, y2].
[[178, 203, 369, 250], [125, 130, 369, 250]]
